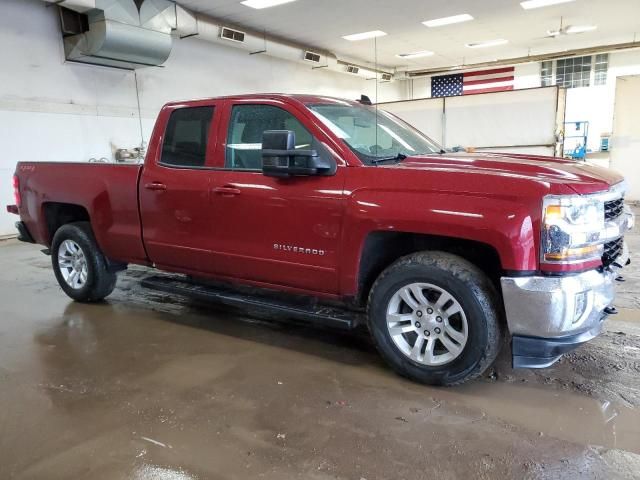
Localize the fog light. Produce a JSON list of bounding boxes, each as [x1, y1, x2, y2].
[[573, 291, 589, 323]]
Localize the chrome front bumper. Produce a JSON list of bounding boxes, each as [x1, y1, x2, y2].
[[501, 242, 629, 368], [501, 268, 617, 339]]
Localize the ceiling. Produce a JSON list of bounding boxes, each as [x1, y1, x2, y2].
[[176, 0, 640, 70]]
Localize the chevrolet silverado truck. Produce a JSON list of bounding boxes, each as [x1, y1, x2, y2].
[[7, 94, 635, 385]]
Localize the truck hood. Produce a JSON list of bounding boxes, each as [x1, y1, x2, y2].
[[393, 152, 623, 194]]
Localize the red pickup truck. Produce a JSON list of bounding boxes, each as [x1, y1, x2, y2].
[[8, 94, 634, 385]]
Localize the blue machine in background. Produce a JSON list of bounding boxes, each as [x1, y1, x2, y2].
[[563, 121, 589, 160]]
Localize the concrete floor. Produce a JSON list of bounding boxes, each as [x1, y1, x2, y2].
[[1, 215, 640, 479]]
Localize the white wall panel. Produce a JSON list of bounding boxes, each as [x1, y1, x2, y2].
[[380, 98, 444, 145], [380, 87, 562, 151], [0, 110, 156, 235], [473, 146, 555, 156], [610, 75, 640, 201], [565, 87, 612, 152], [563, 50, 640, 152], [444, 87, 560, 149]]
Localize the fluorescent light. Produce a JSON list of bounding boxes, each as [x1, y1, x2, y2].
[[396, 50, 434, 59], [241, 0, 297, 9], [465, 39, 509, 48], [566, 24, 598, 34], [342, 30, 387, 41], [422, 14, 474, 27], [520, 0, 575, 9]]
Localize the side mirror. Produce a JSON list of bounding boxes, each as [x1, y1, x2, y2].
[[261, 130, 334, 177]]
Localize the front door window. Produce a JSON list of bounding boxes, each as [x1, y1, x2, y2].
[[225, 104, 313, 170]]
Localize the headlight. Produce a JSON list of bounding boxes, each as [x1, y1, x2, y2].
[[541, 195, 605, 264]]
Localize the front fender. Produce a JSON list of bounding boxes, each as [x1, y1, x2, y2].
[[339, 189, 538, 295]]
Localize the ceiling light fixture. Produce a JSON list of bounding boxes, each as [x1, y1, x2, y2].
[[422, 14, 474, 27], [342, 30, 387, 41], [566, 24, 598, 34], [241, 0, 297, 9], [465, 39, 509, 48], [520, 0, 575, 10], [396, 50, 434, 59]]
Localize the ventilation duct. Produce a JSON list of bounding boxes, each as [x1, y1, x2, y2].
[[44, 0, 174, 69], [47, 0, 96, 13], [42, 0, 394, 77], [173, 6, 394, 79]]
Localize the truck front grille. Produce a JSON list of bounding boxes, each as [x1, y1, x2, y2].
[[602, 237, 624, 267], [605, 198, 624, 221]]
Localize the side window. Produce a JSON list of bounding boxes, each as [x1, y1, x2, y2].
[[225, 105, 313, 170], [161, 106, 214, 167]]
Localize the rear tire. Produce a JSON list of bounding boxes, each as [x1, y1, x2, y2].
[[367, 251, 502, 386], [51, 222, 117, 302]]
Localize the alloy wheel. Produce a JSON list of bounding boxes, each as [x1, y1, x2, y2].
[[57, 239, 88, 290], [386, 282, 468, 366]]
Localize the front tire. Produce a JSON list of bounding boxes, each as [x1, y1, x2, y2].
[[51, 222, 117, 302], [367, 251, 502, 386]]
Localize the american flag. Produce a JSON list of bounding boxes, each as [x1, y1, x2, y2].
[[431, 67, 515, 98]]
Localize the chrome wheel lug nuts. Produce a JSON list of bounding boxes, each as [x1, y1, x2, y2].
[[424, 330, 430, 336], [436, 316, 443, 323], [427, 308, 433, 314], [434, 327, 441, 334], [416, 310, 423, 318], [415, 321, 421, 328]]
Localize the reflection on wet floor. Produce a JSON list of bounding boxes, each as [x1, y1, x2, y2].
[[1, 239, 640, 479], [43, 297, 640, 456], [132, 464, 197, 480], [453, 382, 637, 453]]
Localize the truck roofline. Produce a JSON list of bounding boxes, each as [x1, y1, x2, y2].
[[162, 93, 361, 109]]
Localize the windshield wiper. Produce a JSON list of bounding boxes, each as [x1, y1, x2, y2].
[[371, 153, 407, 165]]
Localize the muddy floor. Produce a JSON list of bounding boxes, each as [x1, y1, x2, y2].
[[1, 213, 639, 479]]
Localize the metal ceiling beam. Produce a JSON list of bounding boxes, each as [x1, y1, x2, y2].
[[406, 41, 640, 77]]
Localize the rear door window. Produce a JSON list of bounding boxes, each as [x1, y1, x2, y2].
[[161, 106, 214, 167]]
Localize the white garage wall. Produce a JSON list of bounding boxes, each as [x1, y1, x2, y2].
[[0, 0, 407, 237], [610, 75, 640, 201], [564, 49, 640, 152], [381, 87, 562, 155], [406, 50, 640, 154]]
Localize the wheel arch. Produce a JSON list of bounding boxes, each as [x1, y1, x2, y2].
[[355, 231, 503, 306], [42, 202, 91, 245]]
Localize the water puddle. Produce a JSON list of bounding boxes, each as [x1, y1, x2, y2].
[[442, 381, 640, 454]]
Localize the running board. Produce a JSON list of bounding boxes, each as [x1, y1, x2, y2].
[[141, 275, 360, 330]]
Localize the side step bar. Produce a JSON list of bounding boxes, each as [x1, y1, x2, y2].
[[141, 275, 360, 330]]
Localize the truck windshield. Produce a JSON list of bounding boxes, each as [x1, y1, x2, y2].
[[306, 102, 442, 164]]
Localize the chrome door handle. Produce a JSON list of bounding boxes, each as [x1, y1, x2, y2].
[[144, 182, 167, 191], [212, 186, 241, 196]]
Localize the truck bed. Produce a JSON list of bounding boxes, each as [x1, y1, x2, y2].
[[15, 161, 148, 265]]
